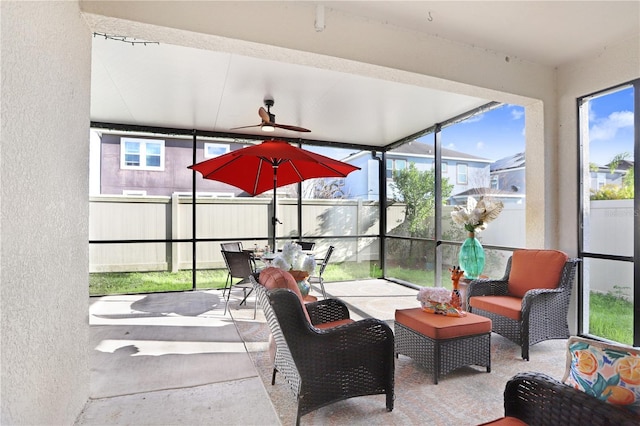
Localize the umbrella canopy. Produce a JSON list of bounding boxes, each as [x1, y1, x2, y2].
[[188, 140, 360, 249]]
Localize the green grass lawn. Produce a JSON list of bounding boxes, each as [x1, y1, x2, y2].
[[589, 290, 634, 346], [90, 265, 634, 345], [89, 262, 430, 295], [89, 269, 228, 294]]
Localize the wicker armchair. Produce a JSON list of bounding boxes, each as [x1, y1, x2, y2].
[[467, 250, 580, 360], [486, 372, 638, 425], [251, 274, 394, 425]]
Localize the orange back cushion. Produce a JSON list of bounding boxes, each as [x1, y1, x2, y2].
[[259, 267, 311, 323], [508, 250, 568, 298]]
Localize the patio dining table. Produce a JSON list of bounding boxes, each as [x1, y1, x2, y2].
[[260, 250, 315, 264]]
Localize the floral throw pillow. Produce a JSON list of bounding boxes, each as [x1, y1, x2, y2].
[[563, 336, 640, 416]]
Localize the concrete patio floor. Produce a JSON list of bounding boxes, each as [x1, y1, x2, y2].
[[76, 279, 420, 425]]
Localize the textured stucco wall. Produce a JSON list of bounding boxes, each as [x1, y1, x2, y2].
[[1, 1, 91, 424]]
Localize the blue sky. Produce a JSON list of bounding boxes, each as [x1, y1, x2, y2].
[[587, 85, 635, 166], [424, 85, 634, 166], [432, 104, 526, 162]]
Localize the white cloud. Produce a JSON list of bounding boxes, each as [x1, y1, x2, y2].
[[476, 141, 485, 151], [445, 142, 457, 150], [590, 110, 633, 141], [511, 108, 524, 120]]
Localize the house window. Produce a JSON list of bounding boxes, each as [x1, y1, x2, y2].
[[442, 162, 448, 174], [204, 143, 230, 158], [386, 158, 407, 179], [457, 163, 468, 184], [121, 138, 164, 171]]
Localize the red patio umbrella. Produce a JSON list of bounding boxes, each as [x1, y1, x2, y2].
[[188, 139, 360, 250]]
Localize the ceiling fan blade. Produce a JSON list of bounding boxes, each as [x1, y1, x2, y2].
[[273, 123, 311, 133], [258, 107, 271, 123], [229, 124, 262, 130], [231, 102, 311, 133]]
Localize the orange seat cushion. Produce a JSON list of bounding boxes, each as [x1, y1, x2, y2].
[[259, 267, 312, 323], [508, 249, 568, 298], [477, 416, 528, 426], [395, 308, 491, 340], [469, 295, 522, 321]]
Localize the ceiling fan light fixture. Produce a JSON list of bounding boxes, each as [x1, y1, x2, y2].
[[262, 124, 275, 132]]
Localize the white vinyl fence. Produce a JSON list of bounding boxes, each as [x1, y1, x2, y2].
[[90, 195, 387, 272], [89, 195, 633, 299]]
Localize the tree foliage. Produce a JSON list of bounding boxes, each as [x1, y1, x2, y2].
[[392, 163, 453, 236], [591, 152, 634, 200]]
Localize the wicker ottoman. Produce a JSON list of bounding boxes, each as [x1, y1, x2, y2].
[[394, 308, 492, 384]]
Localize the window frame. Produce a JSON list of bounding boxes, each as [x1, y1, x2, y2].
[[456, 163, 468, 184], [120, 137, 165, 171], [204, 142, 230, 159], [386, 158, 407, 180]]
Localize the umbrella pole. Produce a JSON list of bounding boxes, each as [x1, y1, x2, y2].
[[271, 165, 278, 251]]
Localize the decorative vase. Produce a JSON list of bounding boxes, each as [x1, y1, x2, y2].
[[297, 279, 310, 297], [458, 232, 485, 279], [288, 270, 310, 297]]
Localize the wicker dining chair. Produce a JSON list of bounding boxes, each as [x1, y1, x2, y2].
[[251, 271, 394, 425], [467, 249, 580, 360]]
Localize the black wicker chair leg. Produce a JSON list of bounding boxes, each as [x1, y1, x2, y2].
[[295, 407, 302, 426], [522, 345, 529, 361], [271, 368, 277, 385], [386, 392, 394, 411]]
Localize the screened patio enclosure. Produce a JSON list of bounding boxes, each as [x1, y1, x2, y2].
[[90, 98, 524, 294], [84, 2, 639, 349]]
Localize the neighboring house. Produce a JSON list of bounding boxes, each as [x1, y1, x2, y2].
[[490, 152, 525, 192], [590, 159, 634, 191], [461, 151, 528, 205], [342, 141, 492, 201], [94, 132, 534, 205], [93, 131, 253, 197], [448, 187, 523, 205]]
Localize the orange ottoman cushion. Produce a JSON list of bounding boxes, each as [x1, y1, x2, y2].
[[395, 308, 491, 339]]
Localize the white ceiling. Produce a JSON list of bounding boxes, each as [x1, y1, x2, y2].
[[89, 1, 639, 149]]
